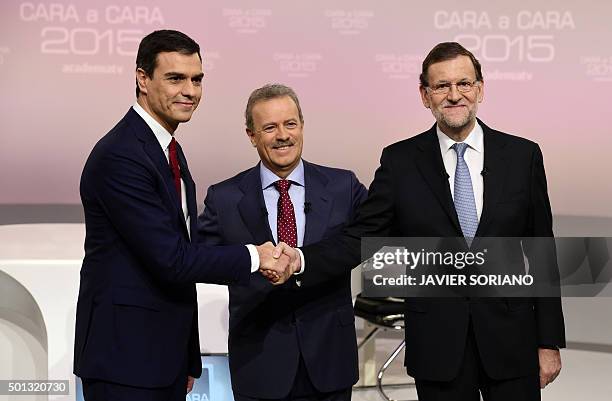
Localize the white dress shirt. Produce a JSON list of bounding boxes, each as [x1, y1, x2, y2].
[[436, 122, 484, 220]]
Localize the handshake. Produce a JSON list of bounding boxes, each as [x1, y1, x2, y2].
[[255, 242, 302, 284]]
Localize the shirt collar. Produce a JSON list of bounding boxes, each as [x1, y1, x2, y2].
[[260, 159, 305, 190], [133, 102, 174, 152], [436, 121, 484, 155]]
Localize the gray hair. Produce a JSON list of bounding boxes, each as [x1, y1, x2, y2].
[[245, 84, 304, 131]]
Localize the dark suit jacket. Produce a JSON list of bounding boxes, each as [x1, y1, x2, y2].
[[74, 108, 251, 388], [198, 161, 367, 398], [302, 120, 566, 381]]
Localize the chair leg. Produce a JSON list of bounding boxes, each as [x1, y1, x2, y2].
[[357, 326, 380, 349], [376, 340, 415, 401]]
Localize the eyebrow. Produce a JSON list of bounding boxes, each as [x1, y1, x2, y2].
[[434, 78, 474, 84], [262, 119, 297, 127], [164, 72, 204, 79]]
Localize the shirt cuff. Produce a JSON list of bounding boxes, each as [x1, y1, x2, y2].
[[293, 248, 305, 275], [245, 244, 259, 273]]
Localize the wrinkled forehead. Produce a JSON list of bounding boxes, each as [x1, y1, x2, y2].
[[252, 96, 300, 120], [426, 55, 477, 83]]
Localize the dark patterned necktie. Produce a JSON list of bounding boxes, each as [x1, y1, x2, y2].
[[274, 179, 297, 247], [168, 137, 181, 203]]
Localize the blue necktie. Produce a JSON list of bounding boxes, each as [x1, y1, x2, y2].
[[452, 143, 478, 239]]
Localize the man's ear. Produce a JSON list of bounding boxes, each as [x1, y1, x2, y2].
[[136, 68, 148, 96], [246, 129, 257, 147], [477, 81, 485, 103], [419, 86, 431, 109]]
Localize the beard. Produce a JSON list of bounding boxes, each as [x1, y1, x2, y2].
[[432, 104, 477, 131]]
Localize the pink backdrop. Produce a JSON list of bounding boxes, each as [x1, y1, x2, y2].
[[1, 0, 610, 218]]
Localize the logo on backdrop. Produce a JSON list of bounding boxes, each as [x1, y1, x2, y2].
[[274, 52, 322, 78], [581, 56, 612, 82], [325, 9, 374, 35], [222, 8, 271, 35], [18, 2, 165, 74], [203, 51, 220, 73], [375, 54, 421, 80], [434, 10, 576, 81]]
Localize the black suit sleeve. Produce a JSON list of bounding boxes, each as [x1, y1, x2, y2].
[[301, 149, 395, 287], [526, 144, 566, 348], [350, 171, 369, 220]]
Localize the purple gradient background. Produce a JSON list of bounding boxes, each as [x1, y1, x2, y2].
[[1, 0, 610, 218]]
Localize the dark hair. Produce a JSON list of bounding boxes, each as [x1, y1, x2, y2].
[[135, 30, 201, 97], [245, 84, 304, 131], [419, 42, 483, 87]]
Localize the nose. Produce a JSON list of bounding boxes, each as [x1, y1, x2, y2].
[[181, 80, 199, 99], [275, 125, 291, 141], [446, 84, 462, 102]]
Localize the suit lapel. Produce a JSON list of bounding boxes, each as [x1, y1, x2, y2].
[[474, 120, 509, 237], [176, 142, 196, 239], [129, 109, 189, 237], [415, 126, 462, 234], [302, 161, 333, 246], [236, 161, 332, 247], [132, 113, 177, 206], [238, 166, 275, 245]]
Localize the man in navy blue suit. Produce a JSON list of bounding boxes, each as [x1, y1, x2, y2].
[[74, 31, 290, 401], [198, 84, 367, 401]]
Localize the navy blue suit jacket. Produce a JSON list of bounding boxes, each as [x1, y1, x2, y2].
[[198, 161, 367, 398], [74, 108, 251, 388]]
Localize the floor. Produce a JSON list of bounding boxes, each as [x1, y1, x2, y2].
[[352, 333, 612, 401]]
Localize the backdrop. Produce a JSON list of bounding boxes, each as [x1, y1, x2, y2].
[[1, 0, 610, 218]]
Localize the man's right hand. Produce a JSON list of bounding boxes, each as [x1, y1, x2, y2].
[[256, 242, 300, 285], [256, 242, 291, 284], [274, 242, 301, 275]]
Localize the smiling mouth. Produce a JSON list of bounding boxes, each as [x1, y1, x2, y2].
[[273, 144, 293, 150]]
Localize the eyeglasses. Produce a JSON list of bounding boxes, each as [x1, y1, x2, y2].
[[257, 121, 300, 135], [426, 80, 480, 95]]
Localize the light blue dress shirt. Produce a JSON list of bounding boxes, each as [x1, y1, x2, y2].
[[260, 159, 306, 247]]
